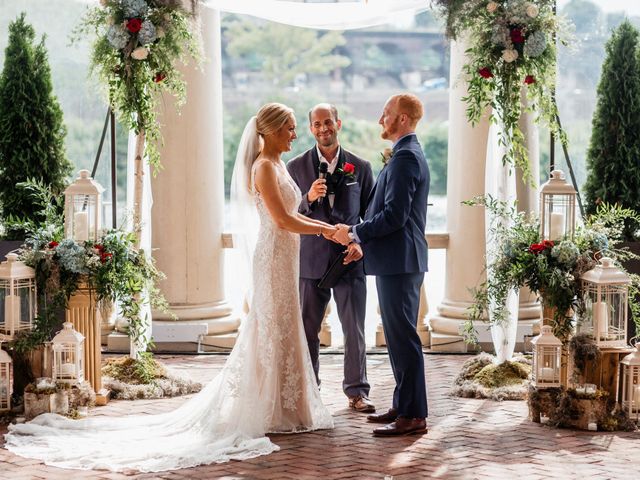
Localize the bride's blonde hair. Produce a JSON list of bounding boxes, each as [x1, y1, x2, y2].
[[256, 103, 294, 137]]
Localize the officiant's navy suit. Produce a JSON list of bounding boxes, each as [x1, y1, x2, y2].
[[287, 147, 374, 398], [354, 133, 429, 419]]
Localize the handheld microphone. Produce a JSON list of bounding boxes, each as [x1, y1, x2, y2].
[[317, 162, 328, 205]]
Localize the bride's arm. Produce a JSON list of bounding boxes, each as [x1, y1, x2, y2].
[[255, 161, 336, 236]]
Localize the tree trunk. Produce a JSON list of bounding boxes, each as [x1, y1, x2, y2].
[[130, 130, 146, 360]]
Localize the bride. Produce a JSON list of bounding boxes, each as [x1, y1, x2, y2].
[[4, 103, 336, 472]]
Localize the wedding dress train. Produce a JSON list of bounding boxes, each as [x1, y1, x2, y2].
[[4, 161, 333, 472]]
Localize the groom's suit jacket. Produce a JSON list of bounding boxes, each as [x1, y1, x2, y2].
[[287, 146, 374, 280], [356, 134, 429, 276]]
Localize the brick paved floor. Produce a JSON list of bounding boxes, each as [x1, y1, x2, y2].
[[1, 353, 639, 480]]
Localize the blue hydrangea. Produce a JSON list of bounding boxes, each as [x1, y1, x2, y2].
[[107, 24, 129, 50], [524, 30, 547, 58], [491, 25, 510, 48], [551, 240, 580, 266], [138, 20, 157, 45], [121, 0, 149, 18], [56, 239, 89, 274], [585, 231, 609, 252]]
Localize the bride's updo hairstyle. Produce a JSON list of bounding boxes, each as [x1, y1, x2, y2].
[[256, 102, 294, 138]]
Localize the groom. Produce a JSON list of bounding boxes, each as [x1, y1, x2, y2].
[[287, 103, 375, 413], [336, 93, 429, 436]]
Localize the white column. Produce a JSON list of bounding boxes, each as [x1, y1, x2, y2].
[[151, 8, 239, 348], [429, 39, 489, 351]]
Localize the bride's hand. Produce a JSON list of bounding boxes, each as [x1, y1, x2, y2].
[[321, 225, 338, 242]]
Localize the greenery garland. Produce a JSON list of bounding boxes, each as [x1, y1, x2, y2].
[[75, 0, 201, 170], [433, 0, 569, 181]]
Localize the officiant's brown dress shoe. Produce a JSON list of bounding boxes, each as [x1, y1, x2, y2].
[[373, 417, 427, 436], [366, 408, 397, 423], [349, 395, 376, 413]]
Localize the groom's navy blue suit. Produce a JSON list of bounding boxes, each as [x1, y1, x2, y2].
[[354, 133, 429, 419]]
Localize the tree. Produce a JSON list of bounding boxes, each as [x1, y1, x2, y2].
[[224, 19, 350, 86], [0, 13, 71, 239], [583, 20, 640, 237]]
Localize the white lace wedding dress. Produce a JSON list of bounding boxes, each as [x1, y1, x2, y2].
[[4, 161, 333, 472]]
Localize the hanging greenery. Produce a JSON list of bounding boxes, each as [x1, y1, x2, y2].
[[75, 0, 201, 170], [432, 0, 569, 181]]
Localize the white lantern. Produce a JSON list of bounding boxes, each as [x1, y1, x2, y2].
[[0, 253, 37, 339], [0, 343, 12, 412], [579, 257, 630, 348], [52, 322, 84, 385], [531, 325, 562, 388], [63, 169, 104, 243], [619, 344, 640, 423], [539, 169, 577, 241]]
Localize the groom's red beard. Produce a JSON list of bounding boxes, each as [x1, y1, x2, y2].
[[381, 116, 400, 140]]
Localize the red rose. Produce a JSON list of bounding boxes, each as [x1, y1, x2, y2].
[[478, 67, 493, 79], [48, 241, 59, 249], [154, 72, 166, 83], [343, 162, 355, 174], [126, 18, 142, 33], [524, 75, 535, 85], [510, 28, 524, 44], [100, 252, 113, 264], [528, 243, 545, 254], [542, 240, 554, 249], [95, 244, 105, 252]]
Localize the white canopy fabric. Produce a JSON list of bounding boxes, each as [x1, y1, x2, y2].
[[201, 0, 429, 30]]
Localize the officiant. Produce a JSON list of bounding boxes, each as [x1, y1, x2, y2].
[[287, 103, 375, 413]]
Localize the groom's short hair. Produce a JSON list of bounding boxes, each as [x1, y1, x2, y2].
[[395, 94, 424, 126], [308, 103, 339, 124]]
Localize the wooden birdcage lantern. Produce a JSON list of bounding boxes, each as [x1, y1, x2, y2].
[[0, 253, 37, 339], [619, 344, 640, 423], [531, 326, 562, 388], [579, 257, 630, 348], [52, 322, 84, 385], [0, 343, 12, 412], [539, 170, 577, 241], [64, 169, 104, 243]]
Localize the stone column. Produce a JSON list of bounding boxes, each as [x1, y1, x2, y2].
[[151, 8, 239, 349], [429, 40, 490, 352]]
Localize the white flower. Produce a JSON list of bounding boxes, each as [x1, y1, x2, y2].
[[487, 2, 498, 13], [156, 27, 165, 39], [526, 3, 539, 18], [502, 49, 519, 63], [131, 46, 149, 60]]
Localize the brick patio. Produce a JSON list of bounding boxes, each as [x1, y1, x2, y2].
[[1, 353, 639, 479]]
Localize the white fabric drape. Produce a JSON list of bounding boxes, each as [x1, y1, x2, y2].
[[485, 123, 519, 364], [202, 0, 428, 30]]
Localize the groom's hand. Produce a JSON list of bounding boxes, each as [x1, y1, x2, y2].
[[322, 225, 338, 242], [334, 224, 351, 246], [343, 242, 363, 264]]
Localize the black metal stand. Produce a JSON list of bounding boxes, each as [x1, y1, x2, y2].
[[91, 108, 118, 229]]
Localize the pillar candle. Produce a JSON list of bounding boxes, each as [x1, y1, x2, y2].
[[593, 301, 609, 338], [3, 294, 20, 331], [540, 367, 554, 380], [60, 362, 75, 377], [74, 211, 89, 242], [634, 385, 640, 406], [549, 211, 565, 240]]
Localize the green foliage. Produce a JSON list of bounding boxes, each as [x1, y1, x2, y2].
[[464, 197, 639, 343], [583, 20, 640, 239], [224, 19, 350, 86], [0, 13, 72, 239], [474, 360, 531, 388], [433, 0, 568, 183], [102, 353, 166, 385], [75, 1, 201, 171]]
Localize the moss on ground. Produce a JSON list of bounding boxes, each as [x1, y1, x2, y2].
[[102, 356, 167, 385], [474, 360, 531, 388]]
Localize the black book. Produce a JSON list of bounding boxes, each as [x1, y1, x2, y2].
[[317, 250, 358, 289]]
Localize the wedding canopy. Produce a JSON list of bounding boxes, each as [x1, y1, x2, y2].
[[201, 0, 428, 30]]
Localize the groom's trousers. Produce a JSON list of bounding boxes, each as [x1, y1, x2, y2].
[[376, 272, 428, 419], [299, 275, 369, 398]]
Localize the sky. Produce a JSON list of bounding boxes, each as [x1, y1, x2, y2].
[[559, 0, 640, 16]]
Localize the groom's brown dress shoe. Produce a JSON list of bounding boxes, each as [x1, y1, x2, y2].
[[373, 417, 427, 436], [366, 408, 398, 423], [349, 395, 376, 413]]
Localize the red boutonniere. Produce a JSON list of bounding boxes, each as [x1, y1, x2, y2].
[[337, 162, 356, 179]]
